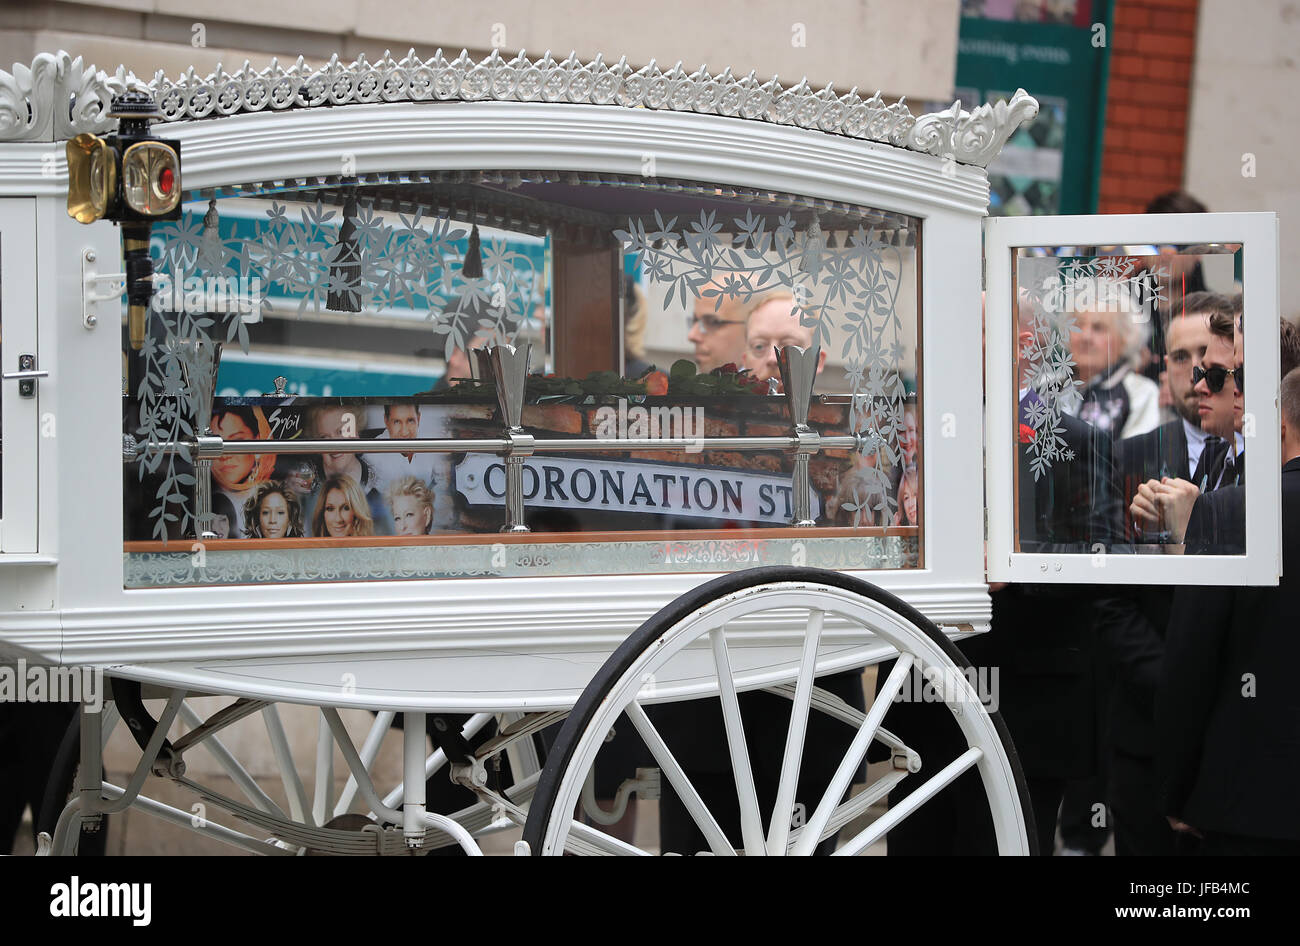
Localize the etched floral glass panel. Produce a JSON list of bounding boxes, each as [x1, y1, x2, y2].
[[1011, 243, 1246, 557], [123, 172, 921, 586]]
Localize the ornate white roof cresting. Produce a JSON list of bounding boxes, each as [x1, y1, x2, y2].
[[0, 51, 117, 142], [0, 49, 1037, 169]]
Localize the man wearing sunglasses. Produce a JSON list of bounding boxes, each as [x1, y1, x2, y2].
[[1185, 310, 1246, 498], [1098, 306, 1250, 856], [1178, 318, 1300, 557], [1094, 294, 1232, 857], [1130, 310, 1242, 546], [1157, 363, 1300, 854]]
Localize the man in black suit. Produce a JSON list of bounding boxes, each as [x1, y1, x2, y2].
[[1155, 367, 1300, 855], [1116, 295, 1232, 516], [885, 294, 1119, 855], [1093, 295, 1231, 856], [1100, 313, 1299, 855]]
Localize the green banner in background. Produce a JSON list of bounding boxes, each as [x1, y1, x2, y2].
[[955, 0, 1113, 215]]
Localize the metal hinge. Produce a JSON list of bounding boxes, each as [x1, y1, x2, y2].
[[81, 248, 126, 330]]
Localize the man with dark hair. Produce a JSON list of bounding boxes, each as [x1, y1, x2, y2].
[[1130, 309, 1241, 543], [1140, 191, 1209, 381], [1098, 312, 1286, 854], [884, 293, 1119, 856], [1156, 367, 1300, 854], [1176, 317, 1299, 556], [1144, 191, 1208, 215], [1092, 293, 1234, 856], [1281, 317, 1300, 379], [368, 402, 437, 499], [1122, 293, 1233, 508]]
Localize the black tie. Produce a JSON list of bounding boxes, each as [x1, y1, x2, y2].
[[1193, 437, 1228, 491]]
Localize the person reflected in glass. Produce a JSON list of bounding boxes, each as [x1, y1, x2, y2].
[[312, 473, 376, 539], [1130, 310, 1241, 548], [741, 290, 826, 387], [436, 330, 494, 391], [243, 480, 304, 539], [688, 275, 751, 373], [1068, 279, 1161, 439], [624, 282, 653, 378]]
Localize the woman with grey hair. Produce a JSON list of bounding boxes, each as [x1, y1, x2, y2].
[[1069, 278, 1161, 439]]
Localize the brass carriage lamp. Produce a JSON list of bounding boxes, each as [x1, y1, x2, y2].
[[66, 91, 183, 350]]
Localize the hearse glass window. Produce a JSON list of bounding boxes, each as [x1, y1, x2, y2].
[[123, 172, 921, 587], [1011, 243, 1246, 558]]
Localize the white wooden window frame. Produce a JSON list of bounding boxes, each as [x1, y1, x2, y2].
[[985, 211, 1281, 586]]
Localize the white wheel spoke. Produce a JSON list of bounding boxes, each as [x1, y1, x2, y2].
[[534, 579, 1030, 858], [833, 746, 983, 856], [792, 652, 913, 856], [709, 626, 766, 857], [766, 608, 824, 855], [335, 710, 394, 817], [311, 712, 333, 827], [566, 820, 652, 856], [262, 705, 311, 825], [625, 702, 736, 856], [178, 702, 287, 821], [786, 767, 907, 851]]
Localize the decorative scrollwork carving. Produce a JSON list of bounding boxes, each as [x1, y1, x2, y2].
[[0, 49, 1039, 167], [904, 89, 1040, 168]]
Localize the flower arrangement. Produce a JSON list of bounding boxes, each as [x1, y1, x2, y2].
[[444, 360, 769, 400]]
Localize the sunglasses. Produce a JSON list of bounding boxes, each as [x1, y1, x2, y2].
[[1192, 363, 1243, 394]]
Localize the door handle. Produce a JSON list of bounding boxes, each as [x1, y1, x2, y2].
[[2, 355, 47, 397]]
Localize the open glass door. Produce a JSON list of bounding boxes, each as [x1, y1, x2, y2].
[[985, 212, 1281, 585], [0, 199, 40, 553]]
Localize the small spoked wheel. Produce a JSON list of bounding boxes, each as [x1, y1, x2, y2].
[[522, 567, 1033, 856]]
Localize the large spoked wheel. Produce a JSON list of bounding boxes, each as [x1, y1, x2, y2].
[[522, 567, 1033, 856]]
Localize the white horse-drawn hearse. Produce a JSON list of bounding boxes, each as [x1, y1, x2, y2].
[[0, 48, 1282, 855]]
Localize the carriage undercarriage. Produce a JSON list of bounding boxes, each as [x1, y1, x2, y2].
[[46, 571, 1033, 857]]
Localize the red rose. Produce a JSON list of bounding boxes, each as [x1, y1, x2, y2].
[[644, 371, 669, 396], [714, 363, 739, 375], [1018, 423, 1035, 444]]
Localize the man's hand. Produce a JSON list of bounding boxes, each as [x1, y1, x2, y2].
[[1157, 477, 1201, 544], [1130, 478, 1165, 532], [1130, 477, 1200, 544]]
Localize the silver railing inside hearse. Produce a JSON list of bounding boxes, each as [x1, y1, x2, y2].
[[123, 343, 881, 533]]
